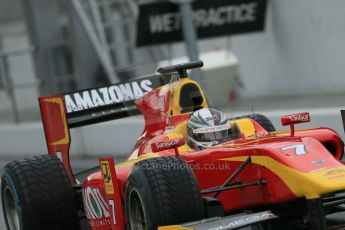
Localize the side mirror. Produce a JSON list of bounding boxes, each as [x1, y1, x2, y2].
[[151, 137, 185, 156], [281, 112, 310, 136]]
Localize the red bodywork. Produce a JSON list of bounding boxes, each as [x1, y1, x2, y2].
[[39, 79, 344, 230]]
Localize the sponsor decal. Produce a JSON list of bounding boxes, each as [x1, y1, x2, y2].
[[289, 113, 310, 122], [64, 79, 153, 113], [311, 160, 325, 166], [100, 161, 114, 195], [156, 139, 179, 149], [206, 113, 219, 122], [165, 116, 172, 126], [281, 112, 310, 126], [325, 169, 345, 176], [152, 137, 185, 152], [164, 126, 175, 133], [206, 212, 276, 230], [108, 199, 117, 225], [83, 187, 111, 227], [280, 144, 307, 155], [324, 169, 345, 180], [193, 123, 230, 134]]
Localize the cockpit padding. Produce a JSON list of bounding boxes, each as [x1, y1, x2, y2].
[[179, 83, 204, 113]]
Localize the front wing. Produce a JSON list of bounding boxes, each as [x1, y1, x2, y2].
[[158, 211, 278, 230]]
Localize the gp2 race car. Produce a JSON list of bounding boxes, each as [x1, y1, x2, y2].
[[2, 61, 345, 230]]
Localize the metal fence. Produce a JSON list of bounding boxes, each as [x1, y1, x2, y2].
[[0, 47, 37, 122], [0, 44, 162, 124]]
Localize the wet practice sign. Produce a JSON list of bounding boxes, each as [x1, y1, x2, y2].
[[137, 0, 267, 46]]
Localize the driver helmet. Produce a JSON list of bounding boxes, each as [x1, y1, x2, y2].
[[187, 108, 230, 150]]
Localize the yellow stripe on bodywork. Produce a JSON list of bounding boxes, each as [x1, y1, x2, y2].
[[230, 118, 256, 137], [221, 156, 345, 199], [218, 136, 282, 148], [158, 225, 193, 230], [174, 119, 189, 139], [271, 127, 318, 135]]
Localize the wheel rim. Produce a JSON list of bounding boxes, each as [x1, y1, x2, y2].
[[3, 186, 20, 230], [128, 188, 146, 230]]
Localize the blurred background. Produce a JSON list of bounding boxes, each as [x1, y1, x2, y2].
[[0, 0, 345, 225]]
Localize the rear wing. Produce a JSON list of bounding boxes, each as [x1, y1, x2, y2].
[[39, 74, 171, 183], [58, 75, 170, 128]]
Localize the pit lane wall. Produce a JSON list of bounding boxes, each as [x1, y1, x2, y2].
[[1, 107, 343, 157], [0, 117, 144, 157]]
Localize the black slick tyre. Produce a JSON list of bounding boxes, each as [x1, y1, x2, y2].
[[125, 156, 204, 230], [232, 114, 276, 132], [1, 155, 80, 230]]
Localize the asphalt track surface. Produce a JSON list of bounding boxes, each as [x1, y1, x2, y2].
[[1, 94, 345, 229]]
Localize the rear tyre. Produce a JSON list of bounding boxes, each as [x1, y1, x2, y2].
[[232, 114, 276, 132], [125, 156, 204, 230], [1, 155, 80, 230]]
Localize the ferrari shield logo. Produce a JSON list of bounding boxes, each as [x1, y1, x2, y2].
[[100, 161, 114, 195]]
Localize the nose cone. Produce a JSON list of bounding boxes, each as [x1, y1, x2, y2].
[[294, 167, 345, 199], [263, 137, 345, 199], [220, 136, 345, 199]]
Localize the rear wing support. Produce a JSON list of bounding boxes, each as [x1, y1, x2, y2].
[[99, 158, 125, 230]]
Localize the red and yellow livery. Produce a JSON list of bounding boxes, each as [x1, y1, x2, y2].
[[2, 61, 345, 230]]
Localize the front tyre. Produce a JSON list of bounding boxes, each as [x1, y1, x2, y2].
[[1, 155, 80, 230], [232, 114, 276, 132], [125, 157, 204, 230]]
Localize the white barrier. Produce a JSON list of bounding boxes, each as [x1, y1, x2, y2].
[[0, 106, 343, 158], [0, 116, 144, 157]]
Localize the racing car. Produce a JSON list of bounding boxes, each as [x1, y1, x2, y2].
[[2, 61, 345, 230]]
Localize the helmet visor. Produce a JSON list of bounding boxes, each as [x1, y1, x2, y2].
[[192, 124, 230, 143]]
